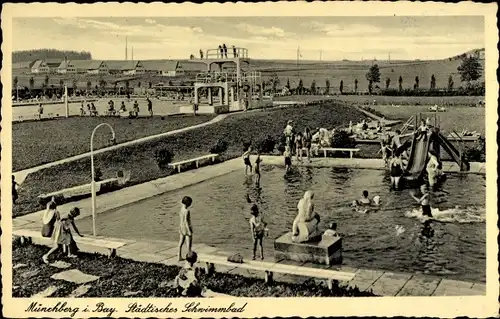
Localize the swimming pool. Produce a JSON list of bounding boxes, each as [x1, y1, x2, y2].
[[78, 166, 486, 282]]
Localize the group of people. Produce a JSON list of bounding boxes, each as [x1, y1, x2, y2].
[[78, 98, 154, 118], [39, 198, 83, 264], [214, 44, 238, 59]]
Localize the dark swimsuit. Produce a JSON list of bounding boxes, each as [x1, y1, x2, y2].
[[244, 157, 251, 166], [422, 205, 433, 217], [285, 156, 292, 166], [390, 161, 403, 177]]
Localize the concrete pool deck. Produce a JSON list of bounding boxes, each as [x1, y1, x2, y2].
[[13, 233, 486, 297], [11, 156, 486, 296]]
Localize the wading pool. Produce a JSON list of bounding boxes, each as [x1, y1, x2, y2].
[[78, 166, 486, 282]]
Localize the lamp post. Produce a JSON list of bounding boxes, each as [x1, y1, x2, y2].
[[90, 123, 116, 236]]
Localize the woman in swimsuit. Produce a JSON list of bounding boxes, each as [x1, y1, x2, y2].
[[389, 152, 404, 190], [294, 132, 303, 162], [303, 127, 312, 162], [242, 145, 253, 176]]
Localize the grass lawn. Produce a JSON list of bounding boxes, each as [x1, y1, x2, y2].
[[12, 243, 375, 297], [335, 95, 483, 107], [12, 114, 216, 171], [14, 102, 368, 217], [365, 104, 485, 134]]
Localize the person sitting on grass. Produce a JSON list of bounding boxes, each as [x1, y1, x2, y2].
[[323, 222, 340, 237], [80, 103, 86, 116], [175, 251, 202, 297], [38, 104, 44, 120], [250, 204, 267, 260], [242, 145, 253, 176], [90, 103, 98, 117], [178, 196, 193, 261]]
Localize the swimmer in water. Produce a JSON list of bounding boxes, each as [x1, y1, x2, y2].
[[410, 184, 433, 219], [359, 190, 371, 205], [323, 222, 339, 237]]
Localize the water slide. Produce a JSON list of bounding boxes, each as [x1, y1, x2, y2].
[[404, 134, 432, 182], [404, 131, 470, 182]]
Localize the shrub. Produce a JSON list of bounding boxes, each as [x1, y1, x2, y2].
[[276, 135, 287, 154], [154, 148, 175, 170], [330, 130, 356, 148], [209, 139, 228, 154], [464, 137, 485, 162], [255, 135, 277, 154]]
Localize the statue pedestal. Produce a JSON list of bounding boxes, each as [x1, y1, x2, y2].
[[274, 232, 343, 266]]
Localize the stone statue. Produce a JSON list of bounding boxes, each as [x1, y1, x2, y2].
[[292, 191, 321, 243]]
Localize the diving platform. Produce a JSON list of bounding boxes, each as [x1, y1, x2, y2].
[[179, 47, 270, 114]]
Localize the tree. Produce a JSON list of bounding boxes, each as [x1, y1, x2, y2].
[[430, 74, 436, 90], [310, 80, 316, 95], [339, 80, 343, 94], [113, 82, 118, 94], [354, 79, 358, 94], [285, 78, 291, 89], [325, 79, 330, 95], [72, 79, 78, 96], [448, 74, 454, 91], [269, 72, 280, 93], [43, 74, 50, 95], [138, 81, 141, 88], [168, 80, 173, 86], [297, 79, 304, 95], [86, 80, 92, 92], [125, 80, 130, 94], [457, 56, 482, 86], [385, 77, 391, 90], [29, 77, 35, 91], [365, 64, 381, 94], [13, 76, 18, 90], [148, 81, 153, 89], [99, 78, 106, 94], [414, 76, 419, 90], [398, 76, 403, 92], [59, 79, 64, 89]]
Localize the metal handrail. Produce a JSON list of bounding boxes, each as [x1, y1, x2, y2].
[[205, 47, 248, 59]]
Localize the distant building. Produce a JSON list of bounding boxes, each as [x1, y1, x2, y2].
[[13, 61, 36, 74], [176, 61, 206, 76], [142, 60, 180, 76], [31, 60, 50, 74], [87, 61, 109, 75], [121, 61, 145, 75]]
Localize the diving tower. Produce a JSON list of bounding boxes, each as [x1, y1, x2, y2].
[[179, 47, 269, 114]]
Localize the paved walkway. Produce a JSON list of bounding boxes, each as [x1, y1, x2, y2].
[[14, 233, 485, 297]]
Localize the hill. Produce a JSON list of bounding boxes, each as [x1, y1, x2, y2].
[[13, 49, 92, 63]]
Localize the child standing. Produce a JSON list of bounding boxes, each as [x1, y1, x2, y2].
[[242, 145, 253, 176], [284, 145, 292, 173], [12, 175, 19, 204], [249, 204, 267, 260], [379, 142, 392, 166], [178, 196, 193, 261], [254, 154, 262, 185], [410, 184, 433, 218], [294, 132, 303, 162]]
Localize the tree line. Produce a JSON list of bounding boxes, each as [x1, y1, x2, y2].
[[264, 55, 484, 96], [13, 49, 92, 63]]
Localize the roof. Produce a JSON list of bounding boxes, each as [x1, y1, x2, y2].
[[45, 58, 63, 67], [13, 61, 35, 69], [120, 60, 143, 70], [87, 60, 105, 69], [178, 61, 206, 72], [31, 60, 46, 69], [141, 60, 179, 72], [106, 60, 126, 70], [72, 60, 93, 69]]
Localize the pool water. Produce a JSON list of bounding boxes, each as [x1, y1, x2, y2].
[[78, 166, 486, 282]]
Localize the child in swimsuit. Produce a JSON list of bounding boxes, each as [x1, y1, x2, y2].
[[380, 142, 392, 166], [389, 154, 404, 190], [242, 146, 253, 176], [249, 204, 267, 260], [359, 190, 371, 205], [175, 251, 202, 296], [410, 184, 433, 218], [254, 154, 262, 185], [284, 145, 292, 173], [178, 196, 193, 261], [294, 132, 303, 162]]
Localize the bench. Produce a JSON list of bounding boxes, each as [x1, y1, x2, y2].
[[320, 147, 360, 159], [198, 254, 355, 290], [13, 229, 126, 257], [168, 154, 219, 173], [38, 178, 120, 205]]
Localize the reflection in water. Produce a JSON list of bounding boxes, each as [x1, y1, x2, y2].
[[78, 166, 486, 282]]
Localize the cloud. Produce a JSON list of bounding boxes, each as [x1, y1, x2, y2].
[[307, 22, 382, 37], [235, 23, 285, 38], [145, 18, 156, 25]]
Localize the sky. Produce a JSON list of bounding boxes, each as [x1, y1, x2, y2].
[[12, 16, 484, 61]]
